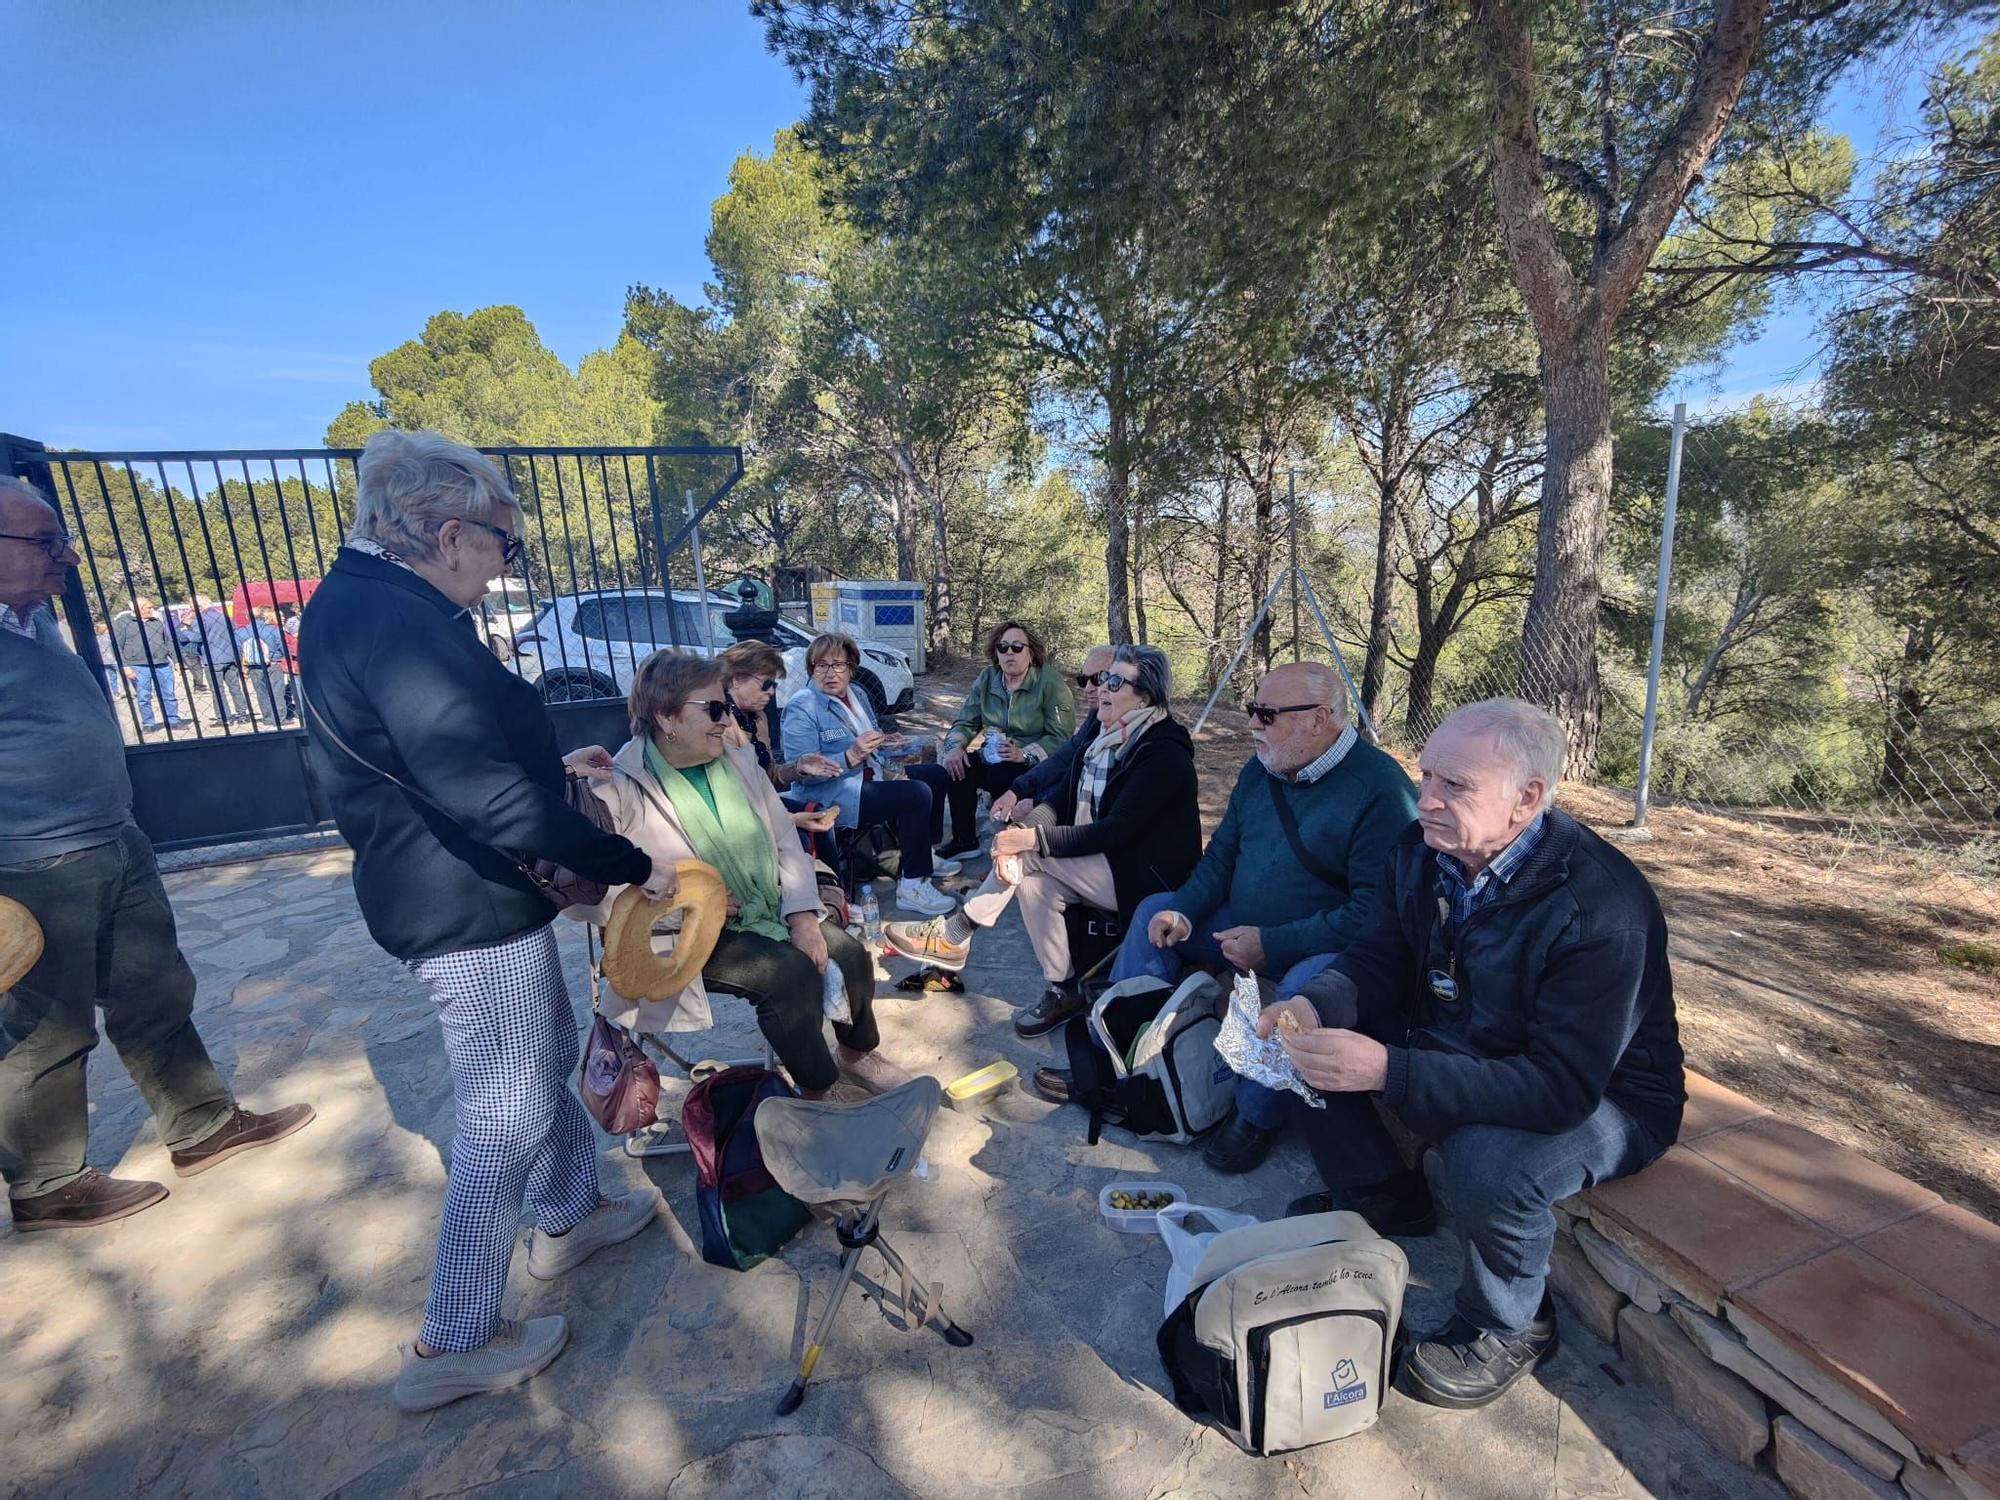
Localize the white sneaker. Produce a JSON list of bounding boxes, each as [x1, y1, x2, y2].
[[525, 1189, 661, 1281], [931, 854, 963, 878], [392, 1315, 568, 1412], [896, 878, 956, 917]]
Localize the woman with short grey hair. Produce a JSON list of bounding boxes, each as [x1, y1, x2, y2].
[[301, 428, 678, 1413], [883, 640, 1202, 1039]]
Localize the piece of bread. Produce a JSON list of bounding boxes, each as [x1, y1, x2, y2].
[[601, 861, 728, 1000]]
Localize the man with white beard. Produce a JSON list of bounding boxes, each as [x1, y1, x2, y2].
[[1032, 662, 1416, 1175]]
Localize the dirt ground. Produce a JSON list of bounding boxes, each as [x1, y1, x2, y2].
[[905, 656, 2000, 1222]]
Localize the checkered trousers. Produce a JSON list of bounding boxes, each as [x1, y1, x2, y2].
[[411, 923, 600, 1353]]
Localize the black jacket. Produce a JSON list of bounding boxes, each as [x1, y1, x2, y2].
[[299, 548, 650, 963], [1302, 809, 1684, 1147], [1013, 711, 1098, 802], [1037, 717, 1201, 920]]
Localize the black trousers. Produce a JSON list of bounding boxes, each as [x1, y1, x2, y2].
[[700, 919, 877, 1092], [944, 757, 1031, 843], [857, 763, 951, 878]]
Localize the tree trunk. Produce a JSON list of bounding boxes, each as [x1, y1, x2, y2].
[[1249, 463, 1274, 674], [1130, 499, 1150, 645], [1404, 625, 1445, 741], [1360, 472, 1398, 715], [1208, 469, 1234, 691], [1104, 387, 1133, 646], [889, 480, 917, 583], [1878, 623, 1934, 799], [891, 441, 952, 654], [1519, 336, 1612, 774]]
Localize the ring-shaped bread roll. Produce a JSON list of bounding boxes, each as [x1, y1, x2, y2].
[[601, 860, 729, 1000], [0, 895, 44, 994]]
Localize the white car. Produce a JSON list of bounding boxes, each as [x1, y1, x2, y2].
[[511, 587, 917, 717]]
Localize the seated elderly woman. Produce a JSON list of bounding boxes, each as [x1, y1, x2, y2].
[[782, 631, 960, 917], [715, 638, 842, 833], [883, 644, 1200, 1038], [935, 620, 1075, 859], [589, 651, 913, 1099]]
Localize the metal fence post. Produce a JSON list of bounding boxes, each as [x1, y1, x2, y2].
[[1633, 401, 1687, 830]]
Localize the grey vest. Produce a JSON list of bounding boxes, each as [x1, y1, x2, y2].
[[0, 608, 133, 864]]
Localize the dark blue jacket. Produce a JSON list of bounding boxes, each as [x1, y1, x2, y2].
[[1012, 711, 1098, 802], [1302, 809, 1684, 1146]]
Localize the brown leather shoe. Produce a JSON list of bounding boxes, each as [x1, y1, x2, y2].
[[10, 1169, 169, 1231], [170, 1102, 315, 1178]]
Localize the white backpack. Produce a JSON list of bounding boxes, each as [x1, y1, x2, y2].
[[1156, 1210, 1409, 1455], [1061, 974, 1236, 1145]]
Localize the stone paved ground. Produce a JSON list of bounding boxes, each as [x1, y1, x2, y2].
[[1, 847, 1780, 1500]]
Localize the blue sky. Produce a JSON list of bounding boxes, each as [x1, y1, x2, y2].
[[3, 0, 805, 449], [0, 3, 1960, 448]]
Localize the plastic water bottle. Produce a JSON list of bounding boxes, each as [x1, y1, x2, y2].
[[912, 1155, 938, 1183], [860, 886, 882, 949]]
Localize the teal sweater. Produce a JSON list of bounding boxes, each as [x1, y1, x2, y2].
[[1172, 740, 1419, 973]]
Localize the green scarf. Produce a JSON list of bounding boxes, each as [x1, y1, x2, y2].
[[644, 740, 788, 941]]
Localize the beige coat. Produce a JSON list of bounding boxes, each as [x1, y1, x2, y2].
[[573, 736, 825, 1034]]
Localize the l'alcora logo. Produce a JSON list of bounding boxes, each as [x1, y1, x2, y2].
[[1322, 1358, 1368, 1410]]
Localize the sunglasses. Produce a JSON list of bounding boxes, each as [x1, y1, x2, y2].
[[1073, 672, 1095, 688], [995, 641, 1030, 655], [1095, 670, 1135, 693], [0, 529, 74, 559], [684, 698, 731, 723], [1244, 701, 1321, 727], [463, 519, 525, 566], [756, 677, 778, 693]]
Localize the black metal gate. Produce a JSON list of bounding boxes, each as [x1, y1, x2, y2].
[[0, 434, 741, 850]]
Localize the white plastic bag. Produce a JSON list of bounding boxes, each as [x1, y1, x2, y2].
[[822, 961, 852, 1023], [1157, 1201, 1262, 1319]]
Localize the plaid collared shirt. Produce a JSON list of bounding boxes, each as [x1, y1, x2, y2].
[[1437, 811, 1547, 927], [1283, 723, 1357, 785], [0, 602, 33, 638]]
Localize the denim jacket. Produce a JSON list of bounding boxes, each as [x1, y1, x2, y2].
[[779, 684, 879, 828]]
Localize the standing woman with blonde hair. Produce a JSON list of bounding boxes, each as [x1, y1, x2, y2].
[[301, 429, 679, 1414]]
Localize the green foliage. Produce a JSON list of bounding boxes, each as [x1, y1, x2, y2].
[[1938, 939, 2000, 970]]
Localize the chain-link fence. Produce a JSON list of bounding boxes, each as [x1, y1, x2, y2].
[[1330, 376, 2000, 917]]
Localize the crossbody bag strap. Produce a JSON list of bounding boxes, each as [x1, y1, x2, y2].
[[1265, 774, 1349, 900], [301, 684, 562, 900]]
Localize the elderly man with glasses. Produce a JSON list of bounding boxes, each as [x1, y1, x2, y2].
[[1257, 698, 1682, 1410], [0, 478, 314, 1232], [1034, 662, 1417, 1176]]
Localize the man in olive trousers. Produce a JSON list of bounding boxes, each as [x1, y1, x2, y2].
[[0, 477, 314, 1231]]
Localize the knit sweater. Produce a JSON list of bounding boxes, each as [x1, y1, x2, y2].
[[1169, 739, 1419, 973], [0, 606, 133, 865]]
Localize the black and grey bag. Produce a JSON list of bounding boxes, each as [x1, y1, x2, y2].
[[1061, 974, 1236, 1145], [1157, 1211, 1409, 1455]]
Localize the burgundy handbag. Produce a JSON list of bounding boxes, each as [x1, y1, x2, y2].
[[577, 927, 661, 1134]]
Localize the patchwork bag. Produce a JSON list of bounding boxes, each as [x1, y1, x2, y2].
[[681, 1066, 812, 1270], [1157, 1210, 1409, 1455], [1060, 973, 1236, 1145]]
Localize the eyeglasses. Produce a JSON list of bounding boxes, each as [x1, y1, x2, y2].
[[684, 698, 731, 723], [462, 519, 525, 566], [812, 659, 854, 675], [995, 641, 1029, 655], [1244, 701, 1321, 727], [1095, 670, 1134, 693], [0, 530, 74, 559]]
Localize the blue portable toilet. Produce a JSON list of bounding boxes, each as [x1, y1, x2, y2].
[[833, 579, 927, 673]]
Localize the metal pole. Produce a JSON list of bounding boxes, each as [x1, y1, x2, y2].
[[1295, 570, 1379, 746], [685, 487, 711, 647], [1193, 573, 1290, 735], [1633, 401, 1687, 831], [1288, 467, 1301, 662]]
